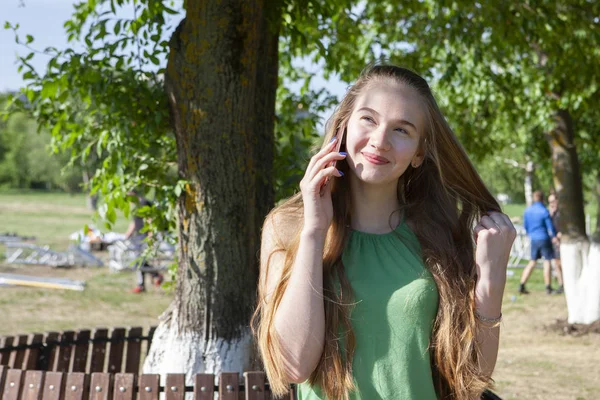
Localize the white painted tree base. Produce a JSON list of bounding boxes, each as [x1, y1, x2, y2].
[[561, 241, 600, 324], [142, 308, 254, 386]]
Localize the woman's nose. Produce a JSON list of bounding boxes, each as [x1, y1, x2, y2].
[[369, 125, 391, 151]]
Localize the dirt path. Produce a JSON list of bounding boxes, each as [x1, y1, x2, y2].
[[494, 291, 600, 399]]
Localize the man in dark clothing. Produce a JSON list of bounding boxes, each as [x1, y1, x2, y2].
[[548, 193, 564, 294], [125, 191, 163, 293], [519, 190, 559, 294]]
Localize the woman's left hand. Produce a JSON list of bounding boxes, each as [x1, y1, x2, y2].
[[473, 211, 517, 291]]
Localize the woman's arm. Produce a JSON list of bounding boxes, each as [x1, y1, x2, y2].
[[260, 138, 345, 383], [473, 212, 517, 377], [545, 211, 557, 238], [474, 281, 503, 376], [260, 215, 327, 383], [124, 221, 136, 239]]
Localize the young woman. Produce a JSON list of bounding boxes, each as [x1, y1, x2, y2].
[[252, 64, 516, 399]]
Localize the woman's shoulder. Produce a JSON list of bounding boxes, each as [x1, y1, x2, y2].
[[398, 218, 424, 256], [405, 219, 417, 234]]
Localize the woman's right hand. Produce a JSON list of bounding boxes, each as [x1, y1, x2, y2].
[[299, 137, 347, 234]]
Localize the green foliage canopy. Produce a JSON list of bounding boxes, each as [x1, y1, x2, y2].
[[5, 0, 600, 229]]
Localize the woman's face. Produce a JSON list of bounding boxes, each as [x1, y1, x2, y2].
[[344, 81, 425, 187], [548, 195, 558, 212]]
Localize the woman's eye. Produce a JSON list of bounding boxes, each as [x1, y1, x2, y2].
[[394, 127, 408, 134], [361, 116, 375, 124]]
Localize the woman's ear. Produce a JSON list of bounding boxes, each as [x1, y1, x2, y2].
[[411, 148, 425, 168]]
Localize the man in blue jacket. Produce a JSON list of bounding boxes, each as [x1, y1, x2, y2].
[[519, 190, 559, 294]]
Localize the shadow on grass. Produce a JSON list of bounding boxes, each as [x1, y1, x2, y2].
[[546, 319, 600, 337]]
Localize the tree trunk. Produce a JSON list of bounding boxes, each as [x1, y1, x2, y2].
[[547, 109, 599, 324], [82, 170, 98, 211], [143, 0, 280, 380], [524, 160, 534, 206], [594, 171, 600, 243]]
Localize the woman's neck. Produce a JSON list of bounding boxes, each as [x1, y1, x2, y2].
[[349, 178, 402, 234]]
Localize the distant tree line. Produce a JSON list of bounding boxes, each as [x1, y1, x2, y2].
[[0, 92, 85, 192]]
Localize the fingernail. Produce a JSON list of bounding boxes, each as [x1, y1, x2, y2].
[[338, 170, 344, 176], [329, 136, 337, 143], [339, 152, 347, 156]]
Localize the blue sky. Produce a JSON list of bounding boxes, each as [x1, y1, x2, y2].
[[1, 0, 348, 114], [1, 0, 77, 91]]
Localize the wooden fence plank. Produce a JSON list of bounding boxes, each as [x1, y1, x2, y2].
[[138, 374, 159, 400], [0, 366, 7, 396], [123, 328, 142, 374], [71, 331, 90, 373], [41, 372, 64, 400], [0, 337, 13, 366], [112, 374, 134, 400], [22, 371, 45, 400], [0, 368, 287, 400], [89, 330, 108, 374], [63, 373, 88, 400], [8, 335, 28, 369], [40, 333, 59, 372], [89, 373, 112, 400], [194, 374, 214, 400], [23, 334, 44, 371], [243, 372, 265, 400], [219, 373, 239, 400], [165, 374, 185, 400], [106, 329, 125, 374], [3, 369, 24, 400], [53, 332, 75, 372]]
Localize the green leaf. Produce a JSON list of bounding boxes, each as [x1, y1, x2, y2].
[[58, 91, 69, 103], [98, 203, 108, 220], [106, 206, 117, 224], [40, 81, 58, 98]]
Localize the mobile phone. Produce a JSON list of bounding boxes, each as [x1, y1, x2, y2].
[[319, 125, 346, 196]]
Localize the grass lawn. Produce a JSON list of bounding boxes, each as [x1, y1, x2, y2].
[[496, 271, 600, 400], [0, 263, 172, 334], [0, 190, 129, 250], [1, 191, 599, 399], [0, 190, 172, 334]]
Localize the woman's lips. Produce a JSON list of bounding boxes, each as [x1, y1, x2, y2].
[[362, 152, 390, 165]]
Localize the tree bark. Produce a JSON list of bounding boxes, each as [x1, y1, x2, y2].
[[82, 170, 98, 211], [143, 0, 281, 378], [524, 160, 534, 206], [547, 109, 599, 324], [548, 110, 587, 240], [594, 171, 600, 243]]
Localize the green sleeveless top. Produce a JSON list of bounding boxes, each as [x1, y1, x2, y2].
[[297, 222, 439, 399]]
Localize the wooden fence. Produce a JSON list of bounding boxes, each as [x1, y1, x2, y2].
[[0, 367, 288, 400], [0, 327, 156, 374], [0, 327, 294, 399], [1, 327, 501, 399]]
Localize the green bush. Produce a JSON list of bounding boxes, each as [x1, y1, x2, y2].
[[0, 95, 85, 192]]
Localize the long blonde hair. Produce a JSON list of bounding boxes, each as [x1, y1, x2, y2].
[[252, 64, 500, 399]]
